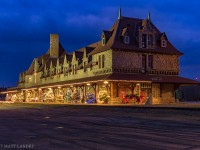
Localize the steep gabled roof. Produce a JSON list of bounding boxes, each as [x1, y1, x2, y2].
[[28, 43, 67, 73], [89, 17, 183, 55]]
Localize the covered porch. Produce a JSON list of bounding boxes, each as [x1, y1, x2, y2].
[[2, 73, 199, 104]]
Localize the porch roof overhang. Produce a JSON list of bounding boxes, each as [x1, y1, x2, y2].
[[106, 73, 199, 84], [3, 73, 199, 92], [0, 87, 23, 94]]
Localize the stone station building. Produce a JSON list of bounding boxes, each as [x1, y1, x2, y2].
[[3, 11, 198, 104]]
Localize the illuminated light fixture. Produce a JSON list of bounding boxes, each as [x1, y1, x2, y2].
[[104, 81, 109, 84], [56, 126, 64, 129], [87, 83, 90, 86], [136, 83, 140, 86], [58, 86, 61, 89], [39, 88, 41, 91], [44, 116, 50, 119]]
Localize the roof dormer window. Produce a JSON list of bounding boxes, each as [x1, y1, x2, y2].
[[147, 34, 153, 46], [160, 32, 168, 48], [102, 37, 106, 46], [124, 36, 130, 44], [161, 40, 167, 47], [142, 34, 147, 48]]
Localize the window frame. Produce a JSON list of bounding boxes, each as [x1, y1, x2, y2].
[[148, 55, 153, 69], [142, 34, 147, 48], [102, 54, 105, 68], [147, 34, 153, 46], [102, 38, 106, 46], [124, 36, 130, 44], [161, 40, 167, 47], [99, 55, 102, 69], [142, 54, 146, 69]]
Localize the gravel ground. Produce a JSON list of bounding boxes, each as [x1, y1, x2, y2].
[[0, 103, 200, 150]]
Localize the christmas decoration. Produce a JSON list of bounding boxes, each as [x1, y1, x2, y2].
[[121, 94, 140, 104], [140, 91, 146, 103], [65, 89, 72, 103], [98, 86, 110, 104], [44, 89, 55, 102], [72, 90, 81, 103], [86, 93, 96, 104]]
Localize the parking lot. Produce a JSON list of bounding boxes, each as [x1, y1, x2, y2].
[[0, 103, 200, 150]]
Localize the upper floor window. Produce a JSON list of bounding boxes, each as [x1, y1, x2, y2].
[[161, 40, 167, 47], [102, 54, 105, 68], [148, 35, 153, 46], [84, 61, 87, 72], [75, 64, 77, 74], [142, 55, 146, 69], [142, 34, 146, 48], [142, 55, 153, 70], [124, 36, 130, 44], [99, 55, 102, 69], [72, 64, 77, 74], [102, 38, 106, 46], [148, 55, 153, 69]]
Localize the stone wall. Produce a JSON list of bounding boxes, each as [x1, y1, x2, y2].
[[154, 54, 179, 71], [112, 51, 179, 72], [161, 84, 175, 103], [112, 51, 141, 68]]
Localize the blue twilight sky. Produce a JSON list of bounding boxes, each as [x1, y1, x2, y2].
[[0, 0, 200, 87]]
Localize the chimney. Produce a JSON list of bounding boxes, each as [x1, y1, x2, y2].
[[50, 34, 59, 58]]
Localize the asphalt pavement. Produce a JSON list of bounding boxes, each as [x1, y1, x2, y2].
[[0, 103, 200, 150]]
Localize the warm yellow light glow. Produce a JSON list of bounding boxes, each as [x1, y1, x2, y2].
[[44, 116, 50, 119], [56, 126, 64, 129], [39, 88, 41, 91], [104, 81, 109, 84], [136, 83, 140, 86], [58, 86, 61, 89], [87, 83, 90, 86]]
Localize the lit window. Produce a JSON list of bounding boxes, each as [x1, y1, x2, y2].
[[124, 36, 130, 44], [161, 40, 167, 47], [102, 38, 106, 46]]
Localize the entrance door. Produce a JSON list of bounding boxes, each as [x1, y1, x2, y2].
[[152, 84, 160, 104]]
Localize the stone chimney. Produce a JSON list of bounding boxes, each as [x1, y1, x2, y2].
[[50, 34, 59, 58]]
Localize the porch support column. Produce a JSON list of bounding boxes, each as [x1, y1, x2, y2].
[[110, 81, 114, 100]]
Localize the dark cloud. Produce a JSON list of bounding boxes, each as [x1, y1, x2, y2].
[[0, 0, 200, 86]]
